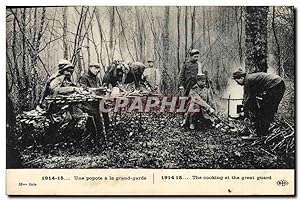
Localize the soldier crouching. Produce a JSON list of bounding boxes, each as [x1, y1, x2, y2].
[[40, 60, 88, 147], [181, 73, 217, 130]]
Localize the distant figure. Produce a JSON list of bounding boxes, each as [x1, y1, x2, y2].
[[102, 60, 124, 88], [103, 60, 146, 91], [232, 69, 285, 138], [179, 49, 204, 96], [182, 74, 216, 130], [141, 59, 161, 92]]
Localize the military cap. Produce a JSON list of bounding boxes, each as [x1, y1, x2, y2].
[[58, 59, 74, 72], [189, 49, 200, 56], [232, 68, 246, 79], [89, 63, 101, 68], [196, 73, 207, 80]]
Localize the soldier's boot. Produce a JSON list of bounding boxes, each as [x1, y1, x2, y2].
[[189, 124, 195, 130], [181, 115, 189, 127]]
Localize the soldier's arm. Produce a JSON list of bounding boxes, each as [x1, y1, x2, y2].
[[54, 86, 79, 95], [78, 76, 90, 90], [191, 92, 214, 112], [49, 78, 80, 95]]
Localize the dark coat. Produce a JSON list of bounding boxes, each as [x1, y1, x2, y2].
[[243, 72, 283, 110], [179, 61, 204, 95], [102, 62, 146, 89], [78, 71, 101, 90]]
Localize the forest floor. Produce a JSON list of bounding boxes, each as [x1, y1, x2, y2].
[[20, 112, 294, 169]]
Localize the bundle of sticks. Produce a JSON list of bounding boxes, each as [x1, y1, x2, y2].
[[265, 120, 295, 154]]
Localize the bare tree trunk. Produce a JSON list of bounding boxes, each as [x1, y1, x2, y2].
[[272, 6, 283, 76], [245, 6, 269, 73], [184, 6, 188, 55], [31, 7, 46, 106], [95, 7, 110, 68], [202, 7, 206, 46], [21, 8, 29, 88], [6, 50, 15, 93], [12, 9, 22, 88], [63, 7, 69, 60], [72, 6, 88, 75], [177, 6, 181, 73], [133, 36, 139, 61], [115, 7, 135, 61], [234, 7, 243, 65], [147, 8, 159, 64], [85, 20, 90, 68], [191, 6, 196, 48], [118, 21, 124, 61], [109, 6, 115, 63], [162, 6, 170, 94], [32, 8, 37, 50], [47, 8, 57, 70], [90, 22, 103, 81], [207, 7, 214, 71], [135, 7, 146, 63]]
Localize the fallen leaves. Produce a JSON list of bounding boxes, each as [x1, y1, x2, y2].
[[14, 111, 294, 169]]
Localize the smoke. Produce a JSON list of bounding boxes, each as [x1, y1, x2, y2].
[[222, 79, 243, 118]]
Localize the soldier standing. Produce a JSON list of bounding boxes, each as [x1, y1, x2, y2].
[[179, 49, 204, 96], [142, 59, 161, 92]]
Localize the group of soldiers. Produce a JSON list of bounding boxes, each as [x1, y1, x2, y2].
[[178, 49, 285, 139], [38, 47, 286, 144], [37, 58, 161, 145]]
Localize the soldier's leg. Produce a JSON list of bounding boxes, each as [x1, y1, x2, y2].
[[43, 120, 60, 147], [93, 111, 105, 141], [268, 81, 286, 116], [259, 81, 285, 136], [102, 103, 110, 129], [181, 113, 189, 127]]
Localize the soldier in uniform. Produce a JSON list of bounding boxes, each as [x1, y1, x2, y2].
[[179, 49, 204, 96], [78, 64, 102, 89], [41, 59, 85, 146], [232, 69, 286, 138], [141, 59, 161, 93], [181, 74, 216, 130], [78, 64, 109, 135]]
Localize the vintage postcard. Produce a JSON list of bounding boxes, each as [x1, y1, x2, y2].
[[6, 6, 295, 195]]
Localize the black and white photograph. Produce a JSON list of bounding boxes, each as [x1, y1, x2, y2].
[[5, 5, 295, 195]]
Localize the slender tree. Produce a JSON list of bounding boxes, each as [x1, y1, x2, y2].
[[109, 6, 115, 63], [234, 7, 243, 65], [272, 7, 283, 76], [176, 6, 181, 73], [162, 6, 170, 93], [63, 7, 69, 60], [191, 6, 196, 48], [184, 6, 188, 55]]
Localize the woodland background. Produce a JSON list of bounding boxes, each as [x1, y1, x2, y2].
[[5, 6, 295, 169], [6, 6, 294, 116]]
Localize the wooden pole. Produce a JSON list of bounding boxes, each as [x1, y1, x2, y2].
[[227, 95, 231, 122]]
